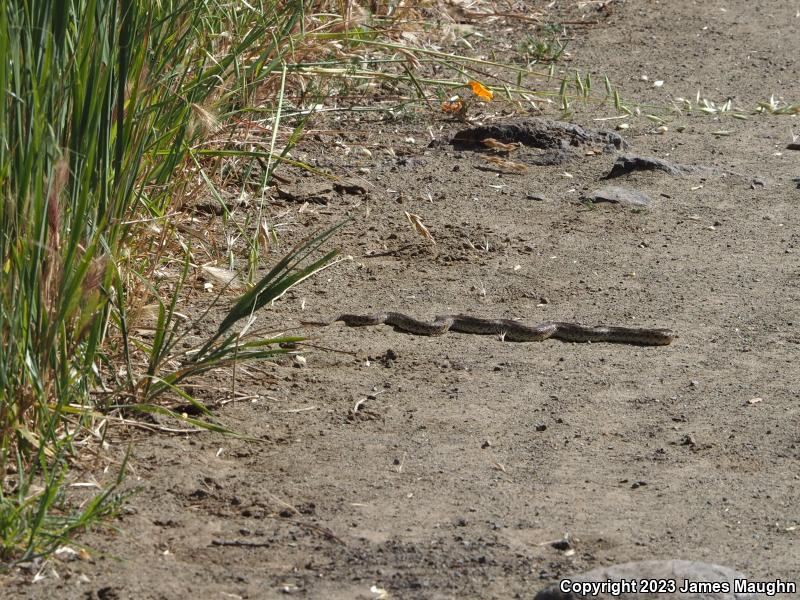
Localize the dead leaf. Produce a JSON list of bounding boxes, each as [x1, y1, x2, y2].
[[404, 211, 435, 244]]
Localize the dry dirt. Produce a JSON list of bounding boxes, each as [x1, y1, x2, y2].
[[5, 1, 799, 598]]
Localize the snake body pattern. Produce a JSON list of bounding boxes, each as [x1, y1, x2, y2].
[[304, 312, 675, 346]]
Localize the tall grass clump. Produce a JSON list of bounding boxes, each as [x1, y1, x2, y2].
[[0, 0, 342, 564]]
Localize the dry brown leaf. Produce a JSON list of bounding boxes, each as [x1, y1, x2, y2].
[[404, 211, 435, 244]]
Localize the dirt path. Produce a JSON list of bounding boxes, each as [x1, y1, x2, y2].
[[6, 1, 799, 598]]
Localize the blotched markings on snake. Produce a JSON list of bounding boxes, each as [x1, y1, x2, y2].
[[303, 312, 675, 346]]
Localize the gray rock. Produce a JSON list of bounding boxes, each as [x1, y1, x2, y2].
[[583, 186, 652, 207], [535, 560, 758, 599]]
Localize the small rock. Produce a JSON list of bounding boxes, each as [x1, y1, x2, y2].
[[583, 186, 652, 207], [535, 422, 548, 432], [551, 539, 571, 551]]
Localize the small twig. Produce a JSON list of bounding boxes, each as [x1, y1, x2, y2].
[[211, 539, 272, 548]]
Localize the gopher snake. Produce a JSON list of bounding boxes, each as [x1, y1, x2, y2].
[[303, 312, 675, 346]]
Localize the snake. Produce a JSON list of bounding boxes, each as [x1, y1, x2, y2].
[[303, 312, 675, 346]]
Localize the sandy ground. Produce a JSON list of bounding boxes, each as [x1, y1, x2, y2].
[[4, 1, 799, 598]]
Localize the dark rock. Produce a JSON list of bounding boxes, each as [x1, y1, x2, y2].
[[605, 154, 701, 178], [452, 118, 627, 165], [551, 539, 571, 551], [534, 560, 757, 599]]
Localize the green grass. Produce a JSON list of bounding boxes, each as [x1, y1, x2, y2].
[[0, 0, 345, 564]]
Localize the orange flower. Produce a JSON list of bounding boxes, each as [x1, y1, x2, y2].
[[468, 80, 493, 101]]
